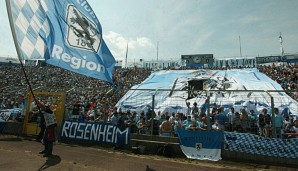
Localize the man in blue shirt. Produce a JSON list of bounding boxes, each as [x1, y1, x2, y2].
[[274, 108, 283, 138], [200, 98, 209, 114], [182, 115, 192, 129], [214, 106, 227, 131]]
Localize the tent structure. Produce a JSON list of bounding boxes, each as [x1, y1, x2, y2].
[[116, 68, 297, 118]]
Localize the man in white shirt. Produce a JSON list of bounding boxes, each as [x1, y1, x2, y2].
[[226, 107, 235, 132]]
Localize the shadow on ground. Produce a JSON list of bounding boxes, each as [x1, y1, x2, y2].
[[38, 155, 61, 171], [0, 137, 22, 141]]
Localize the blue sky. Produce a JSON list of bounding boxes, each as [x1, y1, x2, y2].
[[1, 0, 298, 62]]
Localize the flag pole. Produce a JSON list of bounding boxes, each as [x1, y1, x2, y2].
[[125, 42, 128, 68], [279, 32, 284, 58], [6, 0, 41, 111], [157, 41, 159, 61], [239, 36, 242, 58]]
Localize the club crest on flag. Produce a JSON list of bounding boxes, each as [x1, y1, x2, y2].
[[195, 143, 202, 151], [66, 5, 101, 52]]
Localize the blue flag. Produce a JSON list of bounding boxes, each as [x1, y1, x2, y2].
[[177, 128, 223, 161], [7, 0, 115, 82]]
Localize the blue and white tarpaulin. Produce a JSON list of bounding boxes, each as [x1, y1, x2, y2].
[[116, 69, 298, 117], [60, 120, 130, 146], [177, 128, 223, 161], [7, 0, 115, 82], [224, 132, 298, 158]]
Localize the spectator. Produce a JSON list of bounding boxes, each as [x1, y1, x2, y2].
[[283, 116, 292, 128], [158, 114, 166, 126], [137, 117, 148, 134], [185, 101, 191, 116], [125, 110, 132, 122], [169, 112, 176, 124], [241, 109, 249, 133], [117, 112, 127, 128], [226, 107, 235, 132], [248, 109, 257, 134], [191, 102, 199, 115], [283, 121, 297, 139], [198, 115, 208, 130], [258, 108, 271, 138], [159, 116, 172, 136], [127, 111, 137, 133], [274, 108, 283, 138], [173, 113, 182, 136], [182, 115, 192, 129], [109, 107, 119, 125], [233, 112, 242, 132], [212, 119, 223, 131], [214, 106, 227, 131], [86, 106, 95, 118], [200, 98, 209, 114], [187, 120, 205, 131]]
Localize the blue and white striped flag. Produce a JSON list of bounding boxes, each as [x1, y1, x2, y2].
[[6, 0, 115, 82]]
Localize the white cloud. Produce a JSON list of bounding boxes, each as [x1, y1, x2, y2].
[[239, 15, 263, 26], [103, 31, 126, 48], [135, 37, 154, 47], [103, 31, 154, 59]]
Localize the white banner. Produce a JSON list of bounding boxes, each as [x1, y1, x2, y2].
[[44, 113, 57, 127]]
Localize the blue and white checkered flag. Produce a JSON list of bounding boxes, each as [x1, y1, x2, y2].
[[6, 0, 116, 83]]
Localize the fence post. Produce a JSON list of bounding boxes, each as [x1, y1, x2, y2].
[[104, 94, 107, 122], [206, 90, 211, 131], [151, 89, 157, 135], [271, 96, 276, 138], [266, 91, 276, 138]]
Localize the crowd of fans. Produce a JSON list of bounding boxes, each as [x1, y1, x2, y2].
[[0, 62, 297, 139], [257, 63, 298, 100], [101, 98, 298, 139]]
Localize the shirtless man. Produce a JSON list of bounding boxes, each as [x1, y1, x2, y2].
[[159, 116, 173, 136]]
